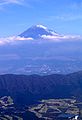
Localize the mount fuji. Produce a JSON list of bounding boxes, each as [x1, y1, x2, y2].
[[0, 25, 82, 74], [19, 24, 59, 39]]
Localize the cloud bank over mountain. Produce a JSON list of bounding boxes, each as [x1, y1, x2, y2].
[[0, 25, 81, 74], [0, 36, 33, 45], [41, 34, 82, 41], [0, 25, 82, 45]]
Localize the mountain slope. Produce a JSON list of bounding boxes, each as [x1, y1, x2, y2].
[[0, 71, 82, 105]]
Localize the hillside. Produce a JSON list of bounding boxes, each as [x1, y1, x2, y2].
[[0, 71, 82, 105]]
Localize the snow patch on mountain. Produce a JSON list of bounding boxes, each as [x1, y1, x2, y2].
[[36, 25, 47, 30]]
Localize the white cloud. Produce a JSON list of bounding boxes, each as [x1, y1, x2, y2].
[[0, 40, 5, 45], [0, 36, 33, 45], [41, 34, 82, 42], [0, 0, 24, 6], [7, 36, 33, 41], [0, 34, 81, 46]]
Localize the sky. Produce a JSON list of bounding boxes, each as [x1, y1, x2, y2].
[[0, 0, 82, 37]]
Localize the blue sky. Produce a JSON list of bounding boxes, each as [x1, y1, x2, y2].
[[0, 0, 82, 37]]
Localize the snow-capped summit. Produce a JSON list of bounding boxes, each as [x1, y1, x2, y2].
[[19, 24, 58, 39], [36, 24, 47, 30]]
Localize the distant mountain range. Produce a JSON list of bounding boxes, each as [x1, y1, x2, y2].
[[0, 24, 82, 74], [0, 71, 82, 105]]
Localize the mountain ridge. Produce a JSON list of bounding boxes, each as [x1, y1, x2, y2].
[[0, 71, 82, 105]]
